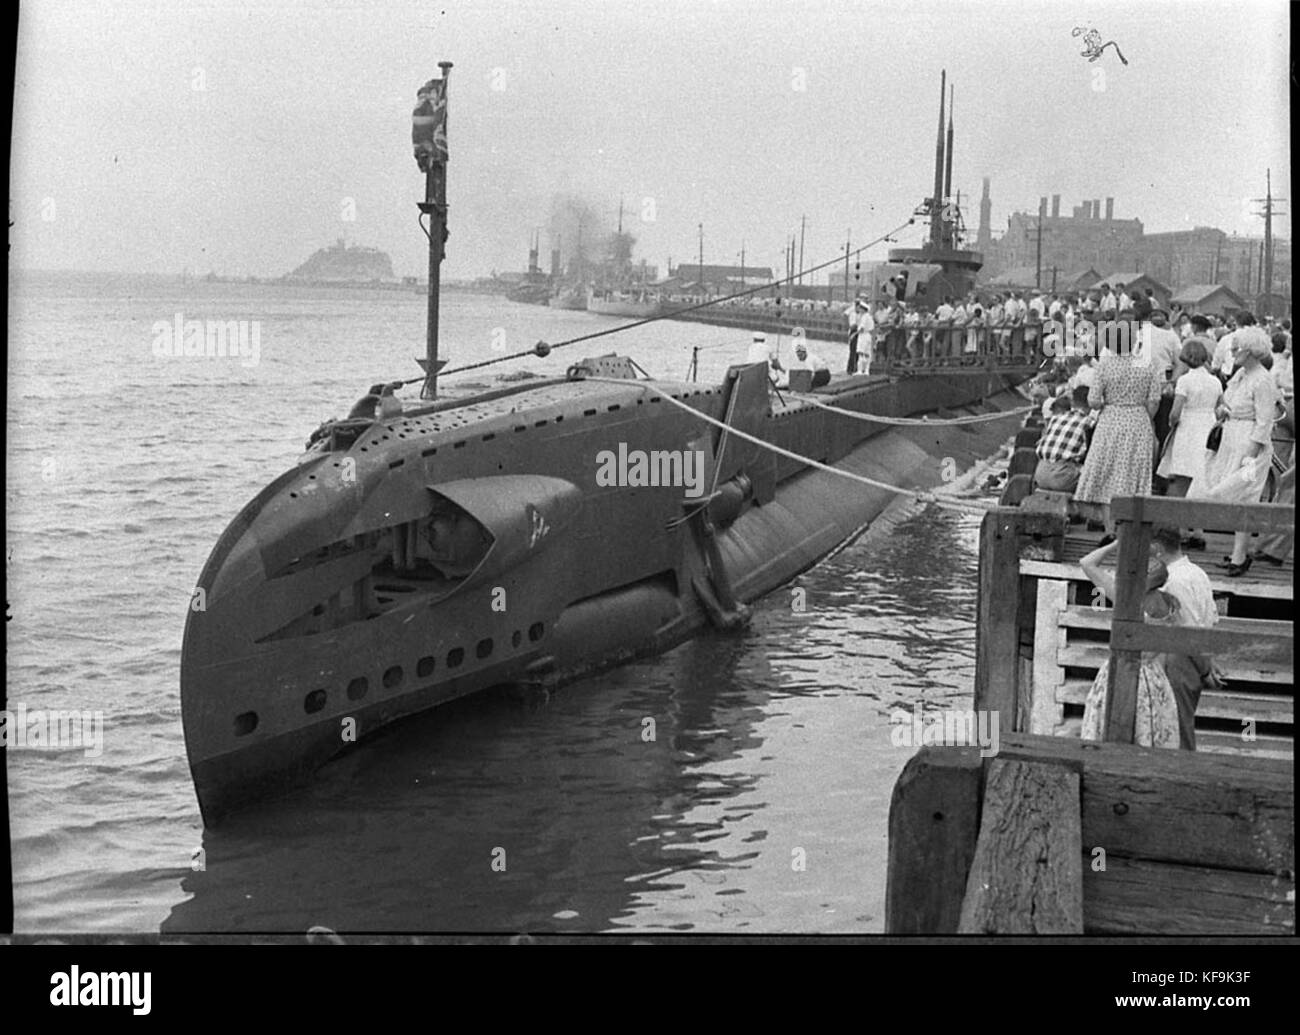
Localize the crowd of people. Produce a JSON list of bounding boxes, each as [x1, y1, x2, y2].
[[1026, 302, 1292, 750], [1030, 301, 1292, 575]]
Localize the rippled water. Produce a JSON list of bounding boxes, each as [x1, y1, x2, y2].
[[7, 271, 991, 933]]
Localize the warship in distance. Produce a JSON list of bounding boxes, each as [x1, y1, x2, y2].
[[181, 67, 1031, 824]]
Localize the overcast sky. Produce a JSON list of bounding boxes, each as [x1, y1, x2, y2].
[[11, 0, 1291, 280]]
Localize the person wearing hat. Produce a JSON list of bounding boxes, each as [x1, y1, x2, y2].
[[784, 337, 830, 389], [746, 331, 782, 377], [1187, 325, 1282, 575], [843, 295, 874, 375]]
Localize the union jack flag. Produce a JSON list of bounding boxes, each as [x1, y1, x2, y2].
[[412, 78, 448, 171]]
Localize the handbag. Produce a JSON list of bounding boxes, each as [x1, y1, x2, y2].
[[1206, 423, 1223, 451]]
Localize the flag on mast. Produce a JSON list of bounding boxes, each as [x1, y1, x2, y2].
[[412, 78, 448, 171]]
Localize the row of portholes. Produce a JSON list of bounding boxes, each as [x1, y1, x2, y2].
[[232, 621, 546, 737]]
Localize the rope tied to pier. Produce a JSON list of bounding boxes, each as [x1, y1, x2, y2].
[[797, 395, 1036, 426], [580, 376, 1010, 515]]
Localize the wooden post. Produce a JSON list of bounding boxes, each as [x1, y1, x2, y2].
[[974, 509, 1023, 724], [885, 747, 983, 933], [1104, 500, 1152, 743], [957, 758, 1083, 934]]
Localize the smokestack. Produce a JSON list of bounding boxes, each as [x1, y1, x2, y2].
[[1080, 200, 1091, 219], [528, 231, 539, 273], [1093, 198, 1101, 220], [943, 85, 954, 203], [930, 70, 946, 247], [1039, 197, 1048, 218], [1051, 195, 1060, 218], [1105, 197, 1114, 221], [550, 242, 561, 279]]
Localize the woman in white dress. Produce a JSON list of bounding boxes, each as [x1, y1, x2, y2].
[[1157, 338, 1222, 497], [1187, 327, 1281, 575], [1078, 541, 1181, 749]]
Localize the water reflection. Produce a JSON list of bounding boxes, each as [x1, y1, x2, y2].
[[164, 502, 984, 934]]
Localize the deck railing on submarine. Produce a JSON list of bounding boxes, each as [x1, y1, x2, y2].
[[875, 322, 1043, 372]]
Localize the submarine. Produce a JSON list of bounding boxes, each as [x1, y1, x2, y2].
[[181, 65, 1035, 824]]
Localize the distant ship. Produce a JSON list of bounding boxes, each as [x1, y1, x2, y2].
[[181, 67, 1027, 824], [505, 231, 553, 305], [586, 287, 660, 318], [548, 283, 588, 310]]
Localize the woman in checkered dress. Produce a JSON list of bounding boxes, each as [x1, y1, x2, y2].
[[1073, 349, 1163, 531]]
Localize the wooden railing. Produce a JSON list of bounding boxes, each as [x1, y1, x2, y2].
[[1103, 495, 1296, 744]]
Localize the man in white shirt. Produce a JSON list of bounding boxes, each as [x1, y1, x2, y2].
[[1099, 284, 1117, 315], [1117, 283, 1132, 313], [1213, 312, 1257, 377], [842, 296, 874, 374], [934, 297, 955, 321], [783, 339, 830, 388], [746, 332, 782, 382], [1150, 526, 1218, 749]]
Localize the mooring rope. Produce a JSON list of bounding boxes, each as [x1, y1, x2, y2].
[[581, 376, 1012, 514], [797, 395, 1035, 425]]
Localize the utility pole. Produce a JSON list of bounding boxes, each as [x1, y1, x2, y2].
[[1212, 235, 1223, 283], [739, 241, 745, 289], [697, 222, 704, 296], [1250, 168, 1287, 316], [790, 215, 800, 287], [1035, 216, 1044, 290], [844, 231, 851, 303]]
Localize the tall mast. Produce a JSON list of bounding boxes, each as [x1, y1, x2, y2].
[[943, 85, 954, 207], [930, 70, 947, 248], [943, 85, 955, 247], [413, 61, 453, 400]]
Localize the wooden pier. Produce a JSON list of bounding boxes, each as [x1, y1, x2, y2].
[[886, 485, 1295, 934]]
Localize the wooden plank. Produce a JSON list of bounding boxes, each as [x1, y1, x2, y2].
[[1083, 855, 1295, 935], [994, 732, 1294, 874], [1112, 619, 1294, 672], [885, 747, 983, 934], [957, 758, 1083, 934], [1057, 677, 1294, 724], [1057, 642, 1292, 684], [1111, 495, 1296, 535], [974, 510, 1023, 723], [1060, 608, 1292, 638], [1105, 514, 1152, 743], [1020, 558, 1293, 599], [1055, 716, 1293, 759], [1031, 579, 1068, 734]]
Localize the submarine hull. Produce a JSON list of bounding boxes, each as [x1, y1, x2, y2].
[[182, 362, 1031, 823]]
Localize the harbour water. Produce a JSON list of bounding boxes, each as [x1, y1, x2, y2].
[[7, 271, 992, 933]]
